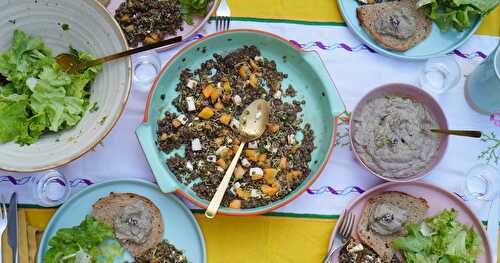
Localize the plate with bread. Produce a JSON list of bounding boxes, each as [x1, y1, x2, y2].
[[337, 0, 491, 60], [38, 179, 206, 263], [328, 181, 493, 262]]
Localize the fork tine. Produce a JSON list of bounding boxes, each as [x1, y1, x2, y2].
[[225, 17, 230, 31], [0, 193, 5, 218], [340, 212, 353, 237], [338, 212, 349, 236], [343, 212, 355, 239], [215, 17, 219, 31]]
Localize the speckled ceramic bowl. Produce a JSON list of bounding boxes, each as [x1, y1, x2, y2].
[[0, 0, 131, 172], [137, 30, 346, 216], [350, 83, 449, 182]]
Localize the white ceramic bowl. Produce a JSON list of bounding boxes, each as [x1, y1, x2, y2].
[[0, 0, 131, 172]]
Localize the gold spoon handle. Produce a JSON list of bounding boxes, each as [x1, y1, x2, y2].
[[430, 129, 482, 138], [205, 142, 246, 218], [83, 36, 182, 69]]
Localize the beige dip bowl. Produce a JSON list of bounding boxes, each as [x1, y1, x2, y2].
[[0, 0, 131, 172]]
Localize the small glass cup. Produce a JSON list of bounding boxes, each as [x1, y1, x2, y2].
[[463, 164, 500, 201], [30, 170, 71, 207], [133, 50, 162, 91], [419, 56, 461, 94]]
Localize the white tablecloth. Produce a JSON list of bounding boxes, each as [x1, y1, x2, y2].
[[1, 20, 499, 220]]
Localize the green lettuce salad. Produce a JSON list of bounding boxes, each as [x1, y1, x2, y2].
[[392, 209, 483, 263], [180, 0, 210, 24], [44, 216, 123, 263], [0, 30, 101, 145], [416, 0, 500, 32]]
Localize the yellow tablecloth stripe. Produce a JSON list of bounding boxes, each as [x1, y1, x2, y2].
[[226, 0, 500, 36]]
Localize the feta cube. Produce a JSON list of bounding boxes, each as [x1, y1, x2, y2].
[[249, 167, 264, 177], [241, 158, 251, 167], [250, 189, 261, 198], [215, 146, 228, 156], [230, 182, 241, 195], [347, 243, 364, 253], [226, 137, 233, 144], [186, 161, 194, 171], [186, 96, 196, 111], [216, 166, 225, 173], [230, 118, 240, 131], [273, 90, 282, 99], [254, 56, 264, 62], [176, 114, 188, 125], [248, 140, 258, 149], [287, 134, 296, 145], [186, 79, 198, 89], [217, 82, 223, 89], [233, 95, 242, 106], [207, 155, 217, 162], [191, 138, 202, 151]]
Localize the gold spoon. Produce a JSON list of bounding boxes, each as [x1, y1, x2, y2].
[[55, 36, 182, 74], [205, 99, 271, 218], [430, 129, 482, 138]]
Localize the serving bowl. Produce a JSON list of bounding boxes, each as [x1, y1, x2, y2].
[[0, 0, 131, 172], [136, 29, 346, 215], [349, 84, 448, 182]]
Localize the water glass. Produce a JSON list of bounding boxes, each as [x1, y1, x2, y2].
[[133, 50, 162, 91], [463, 164, 500, 201], [419, 56, 461, 94], [31, 170, 71, 207]]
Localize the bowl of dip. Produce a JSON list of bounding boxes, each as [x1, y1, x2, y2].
[[350, 83, 448, 182]]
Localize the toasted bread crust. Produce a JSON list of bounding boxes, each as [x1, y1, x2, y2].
[[357, 0, 432, 51], [357, 191, 429, 262], [91, 192, 164, 257]]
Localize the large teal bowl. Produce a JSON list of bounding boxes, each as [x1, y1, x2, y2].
[[338, 0, 482, 60], [136, 30, 346, 216]]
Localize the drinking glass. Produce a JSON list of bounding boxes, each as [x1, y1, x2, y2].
[[463, 163, 500, 201], [419, 56, 461, 94], [30, 170, 71, 207], [133, 50, 162, 91]]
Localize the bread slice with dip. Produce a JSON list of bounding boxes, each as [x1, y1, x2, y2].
[[91, 192, 164, 257], [357, 191, 429, 262], [356, 0, 432, 51]]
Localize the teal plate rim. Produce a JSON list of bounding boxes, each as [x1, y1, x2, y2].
[[337, 0, 482, 60], [36, 178, 207, 263]]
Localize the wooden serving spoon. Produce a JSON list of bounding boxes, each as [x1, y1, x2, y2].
[[55, 35, 182, 74], [205, 99, 271, 218], [430, 129, 482, 138]]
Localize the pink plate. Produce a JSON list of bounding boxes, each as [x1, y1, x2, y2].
[[106, 0, 218, 50], [328, 181, 493, 262]]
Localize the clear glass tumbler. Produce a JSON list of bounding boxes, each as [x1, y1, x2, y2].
[[133, 50, 162, 91], [419, 56, 461, 94], [31, 169, 71, 207], [463, 163, 500, 201]]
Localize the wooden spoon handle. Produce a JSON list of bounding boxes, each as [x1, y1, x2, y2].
[[84, 36, 182, 68], [430, 129, 482, 138], [205, 142, 245, 218]]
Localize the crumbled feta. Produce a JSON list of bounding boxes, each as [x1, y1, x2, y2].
[[230, 182, 241, 195], [254, 56, 264, 62], [241, 158, 251, 167], [216, 166, 225, 172], [186, 96, 196, 111], [191, 138, 202, 151], [226, 137, 233, 144], [176, 114, 188, 125], [207, 155, 217, 162], [186, 79, 198, 89], [233, 95, 242, 106], [347, 243, 364, 253], [217, 82, 223, 89], [287, 134, 296, 145], [186, 161, 194, 171], [230, 118, 240, 130], [215, 146, 228, 156], [250, 189, 261, 198], [250, 167, 264, 177], [273, 90, 282, 99], [248, 140, 258, 149], [264, 143, 271, 151]]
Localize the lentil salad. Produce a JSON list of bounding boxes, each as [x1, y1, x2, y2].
[[156, 46, 316, 209]]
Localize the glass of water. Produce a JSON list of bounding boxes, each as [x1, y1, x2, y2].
[[31, 170, 71, 207], [419, 56, 462, 94], [133, 50, 162, 91], [463, 164, 500, 201]]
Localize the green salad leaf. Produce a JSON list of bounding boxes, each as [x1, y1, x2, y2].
[[180, 0, 210, 25], [392, 209, 483, 263], [416, 0, 500, 32], [0, 30, 101, 145], [44, 216, 124, 263]]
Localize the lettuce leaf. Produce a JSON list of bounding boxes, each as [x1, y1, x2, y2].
[[44, 216, 123, 263], [0, 30, 101, 145], [392, 209, 483, 263], [180, 0, 210, 24], [416, 0, 499, 32]]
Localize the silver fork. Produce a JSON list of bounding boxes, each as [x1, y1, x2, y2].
[[215, 0, 231, 31], [323, 210, 356, 263], [0, 194, 7, 263]]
